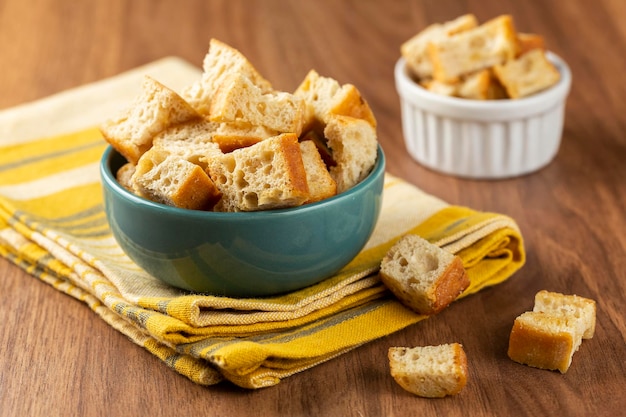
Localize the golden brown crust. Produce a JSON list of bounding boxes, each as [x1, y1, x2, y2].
[[330, 84, 378, 128], [212, 134, 263, 153], [453, 343, 469, 394], [516, 33, 546, 57], [430, 256, 470, 314], [170, 165, 222, 210], [379, 235, 469, 316], [108, 139, 152, 167], [299, 140, 336, 203], [508, 291, 597, 374], [132, 148, 222, 211], [281, 134, 310, 198], [507, 312, 576, 373], [294, 69, 377, 131]]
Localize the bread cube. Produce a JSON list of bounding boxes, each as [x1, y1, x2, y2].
[[429, 15, 519, 83], [533, 290, 596, 339], [207, 133, 310, 211], [99, 76, 202, 165], [401, 14, 478, 80], [132, 147, 221, 211], [380, 234, 469, 315], [493, 48, 560, 98], [507, 311, 581, 373], [388, 343, 469, 397]]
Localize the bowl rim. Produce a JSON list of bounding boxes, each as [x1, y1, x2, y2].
[[100, 144, 386, 219], [395, 51, 572, 120]]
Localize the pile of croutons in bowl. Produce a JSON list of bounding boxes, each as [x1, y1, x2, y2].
[[100, 39, 379, 212]]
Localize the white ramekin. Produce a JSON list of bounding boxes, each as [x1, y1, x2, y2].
[[394, 52, 572, 179]]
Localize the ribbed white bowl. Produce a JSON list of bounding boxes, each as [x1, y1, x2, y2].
[[394, 52, 572, 179]]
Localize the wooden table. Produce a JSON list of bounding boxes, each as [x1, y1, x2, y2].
[[1, 1, 624, 416]]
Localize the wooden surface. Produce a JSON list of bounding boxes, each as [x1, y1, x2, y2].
[[1, 0, 625, 416]]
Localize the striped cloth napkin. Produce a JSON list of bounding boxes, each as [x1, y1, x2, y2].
[[0, 58, 525, 389]]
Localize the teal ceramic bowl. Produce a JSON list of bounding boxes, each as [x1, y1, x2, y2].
[[100, 145, 385, 297]]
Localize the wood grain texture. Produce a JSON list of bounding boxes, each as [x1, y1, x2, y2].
[[1, 0, 625, 416]]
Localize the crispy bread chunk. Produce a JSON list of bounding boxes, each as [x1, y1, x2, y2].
[[388, 344, 469, 398], [380, 234, 469, 315], [99, 76, 202, 164], [207, 133, 310, 212]]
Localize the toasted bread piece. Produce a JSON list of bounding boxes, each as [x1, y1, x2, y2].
[[422, 69, 507, 100], [116, 163, 136, 192], [380, 234, 469, 315], [330, 83, 377, 128], [294, 69, 341, 131], [388, 343, 468, 398], [420, 78, 458, 97], [209, 72, 306, 135], [457, 70, 492, 99], [429, 15, 519, 83], [132, 147, 222, 211], [533, 290, 596, 339], [507, 311, 581, 373], [401, 14, 478, 80], [458, 69, 508, 100], [493, 48, 560, 98], [517, 32, 546, 56], [99, 76, 202, 165], [299, 139, 336, 203], [294, 69, 377, 132], [324, 115, 378, 193], [207, 133, 310, 212], [151, 119, 221, 169], [182, 38, 273, 115]]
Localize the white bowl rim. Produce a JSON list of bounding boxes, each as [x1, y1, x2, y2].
[[395, 51, 572, 121]]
